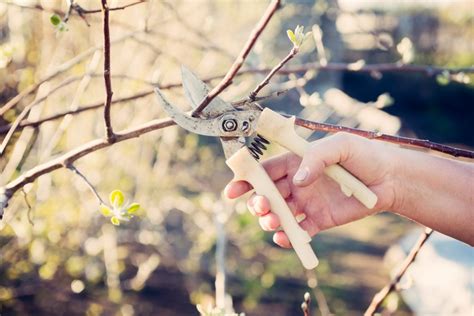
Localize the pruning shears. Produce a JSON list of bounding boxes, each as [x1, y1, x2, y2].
[[154, 67, 378, 270]]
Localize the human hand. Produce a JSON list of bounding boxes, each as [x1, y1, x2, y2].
[[224, 133, 398, 248]]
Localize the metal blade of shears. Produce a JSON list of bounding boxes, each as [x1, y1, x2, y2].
[[181, 66, 246, 158], [181, 66, 234, 117]]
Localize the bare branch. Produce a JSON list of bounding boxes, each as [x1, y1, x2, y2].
[[293, 116, 474, 158], [253, 62, 474, 76], [0, 30, 145, 117], [67, 164, 105, 205], [364, 228, 434, 316], [0, 117, 175, 219], [305, 270, 331, 316], [249, 46, 299, 101], [191, 0, 282, 116], [74, 0, 146, 14], [101, 0, 115, 142], [3, 0, 146, 15], [0, 76, 81, 156], [21, 188, 34, 226], [0, 74, 157, 135], [301, 292, 310, 316]]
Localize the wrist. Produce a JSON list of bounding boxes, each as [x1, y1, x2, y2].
[[384, 146, 411, 215]]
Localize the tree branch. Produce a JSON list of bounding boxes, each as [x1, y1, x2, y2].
[[1, 110, 472, 220], [0, 30, 145, 117], [0, 76, 81, 156], [0, 117, 176, 219], [191, 0, 281, 117], [3, 0, 146, 15], [67, 164, 105, 205], [249, 46, 299, 101], [293, 116, 474, 158], [101, 0, 115, 142], [364, 228, 434, 316], [74, 0, 146, 14]]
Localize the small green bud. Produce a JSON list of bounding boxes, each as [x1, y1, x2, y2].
[[127, 203, 140, 214], [50, 14, 61, 26], [111, 216, 120, 226], [109, 190, 124, 208], [99, 204, 112, 216], [287, 25, 311, 48]]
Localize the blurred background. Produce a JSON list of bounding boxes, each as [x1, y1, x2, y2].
[[0, 0, 473, 315]]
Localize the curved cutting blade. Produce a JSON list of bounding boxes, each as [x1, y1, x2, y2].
[[154, 88, 220, 136], [181, 66, 234, 117]]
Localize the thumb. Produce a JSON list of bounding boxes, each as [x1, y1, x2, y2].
[[293, 133, 352, 187]]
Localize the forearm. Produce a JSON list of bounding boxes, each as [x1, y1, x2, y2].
[[392, 148, 474, 245]]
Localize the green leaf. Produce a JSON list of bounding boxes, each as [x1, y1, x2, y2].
[[286, 30, 296, 44], [109, 190, 124, 208], [99, 205, 112, 217], [50, 14, 61, 26], [111, 216, 120, 226], [127, 203, 140, 214]]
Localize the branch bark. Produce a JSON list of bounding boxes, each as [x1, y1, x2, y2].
[[293, 116, 474, 158], [0, 30, 145, 117], [364, 228, 434, 316], [249, 46, 299, 101], [101, 0, 115, 142], [191, 0, 281, 117], [0, 117, 175, 218]]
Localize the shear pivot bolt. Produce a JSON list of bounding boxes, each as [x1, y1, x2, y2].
[[222, 118, 238, 132]]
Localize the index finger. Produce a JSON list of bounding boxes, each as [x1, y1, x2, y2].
[[224, 180, 252, 199], [224, 152, 297, 199]]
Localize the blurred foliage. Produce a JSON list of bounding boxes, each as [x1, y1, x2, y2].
[[0, 0, 472, 315]]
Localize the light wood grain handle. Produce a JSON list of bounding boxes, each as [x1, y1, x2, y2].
[[226, 147, 319, 270], [257, 108, 378, 209]]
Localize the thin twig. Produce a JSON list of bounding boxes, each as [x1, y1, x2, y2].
[[101, 0, 115, 142], [0, 76, 81, 156], [0, 117, 176, 219], [3, 60, 472, 119], [364, 228, 434, 316], [253, 62, 474, 76], [67, 164, 105, 204], [191, 0, 281, 117], [0, 75, 158, 135], [74, 0, 146, 14], [21, 188, 34, 226], [0, 30, 145, 117], [63, 0, 75, 23], [306, 270, 331, 316], [233, 89, 289, 107], [301, 292, 310, 316], [312, 25, 327, 66], [5, 59, 474, 134], [3, 0, 146, 15], [249, 46, 298, 101]]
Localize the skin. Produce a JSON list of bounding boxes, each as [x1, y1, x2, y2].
[[224, 133, 474, 248]]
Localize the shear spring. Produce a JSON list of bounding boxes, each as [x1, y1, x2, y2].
[[248, 134, 270, 160]]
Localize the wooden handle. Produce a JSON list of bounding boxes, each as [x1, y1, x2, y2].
[[226, 148, 319, 270], [257, 108, 378, 209]]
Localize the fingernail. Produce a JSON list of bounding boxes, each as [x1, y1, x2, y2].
[[223, 184, 230, 196], [254, 200, 263, 214], [293, 167, 309, 183]]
